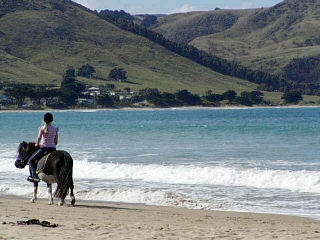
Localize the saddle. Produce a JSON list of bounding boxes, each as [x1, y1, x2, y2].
[[36, 153, 52, 175]]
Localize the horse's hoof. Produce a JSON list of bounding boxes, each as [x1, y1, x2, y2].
[[30, 198, 37, 203], [70, 199, 76, 206], [58, 202, 64, 206]]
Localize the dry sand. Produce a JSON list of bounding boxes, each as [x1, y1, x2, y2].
[[1, 196, 320, 240]]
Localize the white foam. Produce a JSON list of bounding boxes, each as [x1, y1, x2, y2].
[[72, 160, 320, 194], [75, 187, 227, 210]]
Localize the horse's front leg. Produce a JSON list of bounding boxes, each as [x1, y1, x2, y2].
[[47, 183, 54, 205], [30, 182, 38, 203]]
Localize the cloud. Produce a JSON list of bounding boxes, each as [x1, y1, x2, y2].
[[239, 2, 254, 9], [167, 4, 198, 14], [223, 2, 258, 10], [74, 0, 120, 11], [74, 0, 163, 14]]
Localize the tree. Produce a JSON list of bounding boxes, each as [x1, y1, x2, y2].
[[77, 64, 96, 78], [41, 87, 61, 107], [60, 69, 85, 106], [141, 15, 157, 28], [65, 68, 76, 78], [223, 90, 237, 103], [130, 95, 143, 103], [4, 84, 34, 108], [109, 68, 127, 82], [234, 96, 253, 106], [205, 90, 213, 95], [204, 92, 224, 103], [175, 90, 202, 106], [139, 88, 161, 101], [161, 92, 180, 107], [29, 85, 46, 106], [96, 94, 114, 108], [124, 87, 131, 93], [281, 91, 303, 104], [106, 83, 116, 90], [234, 91, 264, 106], [99, 9, 134, 21], [247, 91, 264, 104]]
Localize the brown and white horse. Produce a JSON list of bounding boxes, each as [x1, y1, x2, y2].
[[15, 141, 76, 206]]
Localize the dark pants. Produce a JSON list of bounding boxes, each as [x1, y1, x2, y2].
[[28, 148, 56, 178]]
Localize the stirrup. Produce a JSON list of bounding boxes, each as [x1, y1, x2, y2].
[[27, 176, 40, 183]]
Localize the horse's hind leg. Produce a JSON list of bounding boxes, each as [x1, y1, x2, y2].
[[30, 182, 38, 203], [70, 180, 76, 206], [58, 198, 65, 206], [47, 183, 54, 205]]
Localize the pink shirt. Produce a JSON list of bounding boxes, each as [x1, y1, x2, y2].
[[39, 125, 59, 148]]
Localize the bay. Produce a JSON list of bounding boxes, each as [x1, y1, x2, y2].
[[1, 107, 320, 219]]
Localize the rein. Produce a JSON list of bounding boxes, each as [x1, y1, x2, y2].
[[20, 145, 38, 165]]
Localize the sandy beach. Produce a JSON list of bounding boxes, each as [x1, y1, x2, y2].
[[1, 197, 320, 240]]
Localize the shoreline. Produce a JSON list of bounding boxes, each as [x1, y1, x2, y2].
[[1, 194, 316, 220], [1, 104, 320, 113], [1, 196, 320, 240]]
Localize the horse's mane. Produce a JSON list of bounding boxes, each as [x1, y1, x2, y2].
[[18, 141, 36, 153], [17, 142, 25, 153]]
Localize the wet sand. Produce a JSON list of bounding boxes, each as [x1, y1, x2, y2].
[[1, 196, 320, 240]]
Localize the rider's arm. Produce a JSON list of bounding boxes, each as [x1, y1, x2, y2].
[[54, 132, 59, 146], [35, 128, 42, 147]]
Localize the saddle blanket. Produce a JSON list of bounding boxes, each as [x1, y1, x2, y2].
[[36, 153, 51, 175]]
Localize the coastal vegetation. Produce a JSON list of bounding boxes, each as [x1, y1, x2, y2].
[[0, 69, 305, 110]]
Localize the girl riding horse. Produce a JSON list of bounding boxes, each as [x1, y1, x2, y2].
[[28, 112, 59, 183]]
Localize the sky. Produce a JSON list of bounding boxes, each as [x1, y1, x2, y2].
[[74, 0, 283, 15]]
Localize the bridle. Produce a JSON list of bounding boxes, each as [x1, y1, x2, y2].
[[15, 142, 38, 168]]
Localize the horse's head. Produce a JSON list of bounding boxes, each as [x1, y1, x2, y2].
[[15, 141, 37, 169]]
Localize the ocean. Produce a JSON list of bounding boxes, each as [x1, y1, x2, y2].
[[1, 107, 320, 219]]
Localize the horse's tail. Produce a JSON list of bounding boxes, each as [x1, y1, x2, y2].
[[54, 151, 73, 199]]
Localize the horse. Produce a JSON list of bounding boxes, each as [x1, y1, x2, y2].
[[14, 141, 76, 206]]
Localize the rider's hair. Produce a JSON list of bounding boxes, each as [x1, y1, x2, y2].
[[44, 123, 49, 134]]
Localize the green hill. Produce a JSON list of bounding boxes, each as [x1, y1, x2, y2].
[[0, 0, 258, 95], [149, 0, 320, 84], [0, 49, 60, 84]]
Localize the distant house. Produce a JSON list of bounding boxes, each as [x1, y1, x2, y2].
[[87, 87, 100, 91], [0, 94, 11, 105], [87, 87, 100, 96], [77, 98, 97, 105], [46, 87, 60, 90]]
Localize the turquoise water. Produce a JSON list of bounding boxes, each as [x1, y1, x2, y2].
[[1, 107, 320, 219]]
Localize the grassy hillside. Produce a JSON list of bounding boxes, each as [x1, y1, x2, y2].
[[0, 49, 60, 84], [152, 9, 255, 44], [150, 0, 320, 81], [0, 0, 259, 95]]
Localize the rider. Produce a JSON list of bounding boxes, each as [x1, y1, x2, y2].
[[27, 112, 59, 183]]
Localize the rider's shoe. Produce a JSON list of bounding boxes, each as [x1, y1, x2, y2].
[[27, 176, 40, 183]]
